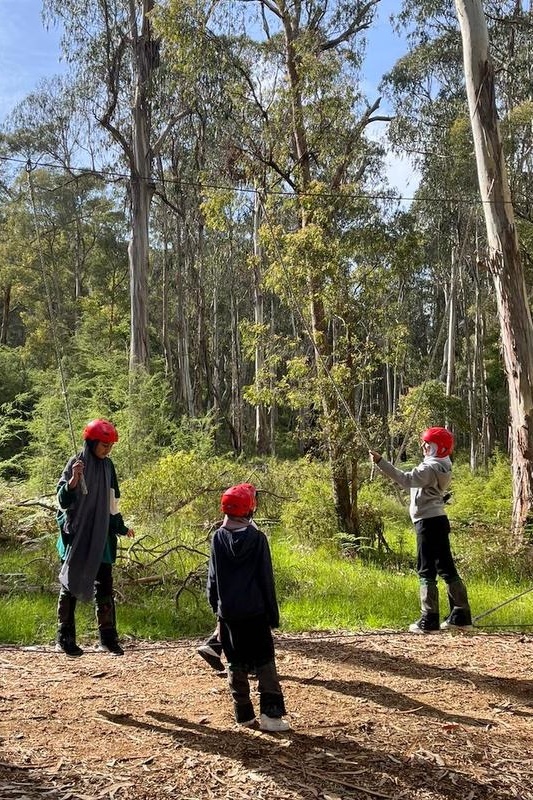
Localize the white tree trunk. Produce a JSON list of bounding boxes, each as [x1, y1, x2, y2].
[[455, 0, 533, 542], [127, 0, 155, 370], [253, 190, 270, 455], [445, 246, 457, 401]]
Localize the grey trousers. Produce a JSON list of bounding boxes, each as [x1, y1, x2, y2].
[[228, 659, 286, 723]]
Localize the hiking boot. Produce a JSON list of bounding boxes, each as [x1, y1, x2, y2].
[[408, 615, 441, 634], [55, 637, 84, 658], [259, 714, 291, 732], [197, 644, 224, 673]]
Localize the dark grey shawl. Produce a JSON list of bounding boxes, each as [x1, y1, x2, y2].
[[58, 443, 112, 601]]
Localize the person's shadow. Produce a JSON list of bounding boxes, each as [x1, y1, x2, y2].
[[284, 673, 492, 727], [96, 709, 513, 799], [275, 636, 533, 708]]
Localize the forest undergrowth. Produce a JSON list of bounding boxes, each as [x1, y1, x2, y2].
[[0, 451, 531, 646]]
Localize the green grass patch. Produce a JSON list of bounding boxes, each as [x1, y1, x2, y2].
[[1, 451, 532, 645]]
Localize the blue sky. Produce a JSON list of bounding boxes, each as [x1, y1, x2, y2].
[[0, 0, 64, 122], [0, 0, 416, 193], [0, 0, 407, 120]]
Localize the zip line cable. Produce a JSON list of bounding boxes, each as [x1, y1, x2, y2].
[[2, 152, 525, 207], [26, 159, 88, 495], [473, 586, 533, 625]]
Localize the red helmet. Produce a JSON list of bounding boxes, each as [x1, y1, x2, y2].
[[422, 427, 454, 457], [221, 483, 257, 517], [83, 419, 119, 444], [240, 483, 258, 510]]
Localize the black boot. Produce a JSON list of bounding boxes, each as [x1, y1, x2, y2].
[[98, 628, 124, 656], [234, 699, 255, 726], [56, 590, 83, 657], [95, 570, 123, 655], [56, 625, 84, 657], [442, 579, 473, 630], [409, 582, 440, 633]]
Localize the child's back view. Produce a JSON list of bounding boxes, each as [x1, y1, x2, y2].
[[207, 483, 290, 731]]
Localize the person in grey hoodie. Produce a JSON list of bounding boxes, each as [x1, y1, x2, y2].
[[207, 483, 290, 731], [369, 427, 472, 634]]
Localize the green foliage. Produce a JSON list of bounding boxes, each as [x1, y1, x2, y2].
[[450, 455, 512, 527], [390, 380, 467, 448], [335, 504, 387, 559], [0, 347, 30, 402], [22, 361, 179, 491], [0, 347, 33, 476], [278, 462, 339, 547]]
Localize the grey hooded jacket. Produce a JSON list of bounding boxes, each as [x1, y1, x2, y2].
[[375, 455, 452, 522]]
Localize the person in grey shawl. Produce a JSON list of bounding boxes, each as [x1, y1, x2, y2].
[[55, 419, 134, 657], [369, 427, 472, 635]]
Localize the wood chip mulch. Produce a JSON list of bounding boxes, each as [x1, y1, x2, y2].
[[1, 631, 533, 799]]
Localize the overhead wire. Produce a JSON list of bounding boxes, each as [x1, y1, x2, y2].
[[0, 152, 524, 207]]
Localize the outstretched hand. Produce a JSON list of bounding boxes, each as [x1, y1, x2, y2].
[[369, 450, 382, 464]]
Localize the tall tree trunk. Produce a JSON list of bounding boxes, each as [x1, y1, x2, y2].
[[128, 174, 152, 369], [281, 11, 355, 534], [0, 284, 11, 345], [177, 236, 194, 416], [445, 245, 457, 401], [253, 190, 270, 455], [156, 158, 174, 389], [127, 0, 155, 369], [230, 288, 243, 455], [106, 0, 157, 370], [455, 0, 533, 544]]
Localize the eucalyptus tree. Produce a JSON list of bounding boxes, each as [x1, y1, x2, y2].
[[385, 0, 533, 539], [158, 0, 398, 531], [455, 0, 533, 544], [239, 0, 395, 532], [43, 0, 183, 370], [4, 80, 125, 320]]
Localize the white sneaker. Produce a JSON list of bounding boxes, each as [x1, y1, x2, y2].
[[408, 622, 441, 634], [259, 714, 290, 732], [440, 620, 473, 632]]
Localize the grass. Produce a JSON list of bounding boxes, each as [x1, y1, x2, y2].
[[273, 539, 533, 632], [1, 452, 531, 645], [1, 536, 532, 646]]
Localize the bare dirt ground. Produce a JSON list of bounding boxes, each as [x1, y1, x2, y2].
[[1, 631, 533, 800]]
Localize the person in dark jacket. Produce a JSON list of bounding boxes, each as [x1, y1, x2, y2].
[[55, 418, 134, 658], [207, 483, 290, 731], [370, 427, 472, 634], [197, 483, 258, 675]]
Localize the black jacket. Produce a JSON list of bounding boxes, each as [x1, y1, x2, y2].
[[207, 524, 279, 627]]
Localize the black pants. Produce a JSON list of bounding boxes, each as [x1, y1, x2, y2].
[[414, 516, 471, 623], [219, 615, 286, 722], [415, 515, 459, 583], [57, 562, 116, 635]]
